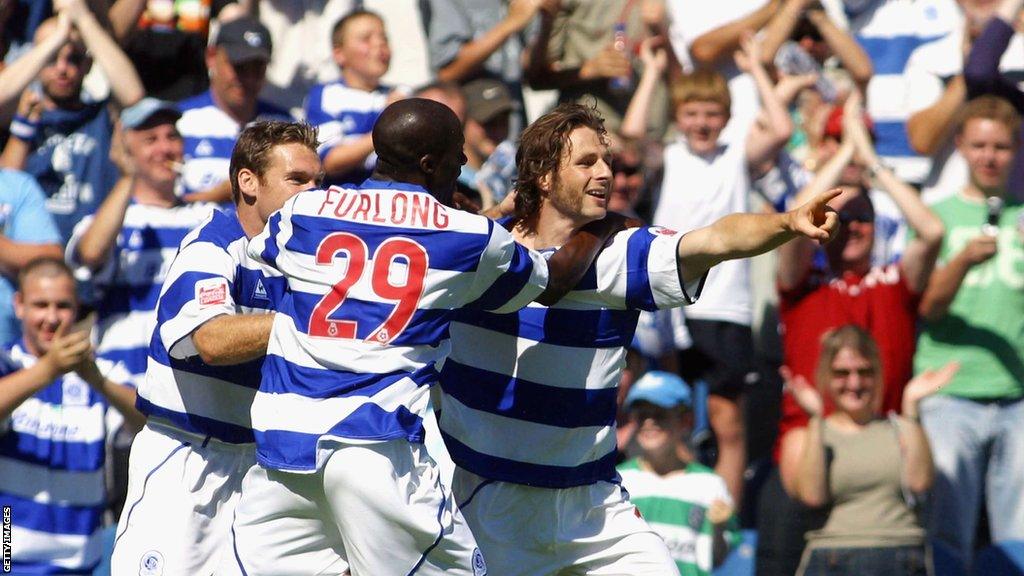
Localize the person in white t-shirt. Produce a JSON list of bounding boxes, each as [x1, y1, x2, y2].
[[623, 35, 793, 508]]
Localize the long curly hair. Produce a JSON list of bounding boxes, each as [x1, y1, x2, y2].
[[514, 103, 607, 222]]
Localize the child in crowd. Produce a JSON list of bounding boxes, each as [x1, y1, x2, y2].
[[618, 371, 740, 576], [305, 9, 404, 185]]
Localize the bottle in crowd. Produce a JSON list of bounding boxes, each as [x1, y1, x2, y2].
[[610, 22, 633, 93]]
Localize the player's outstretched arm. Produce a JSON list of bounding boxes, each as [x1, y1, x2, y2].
[[677, 189, 840, 283], [192, 314, 276, 366], [538, 212, 639, 305]]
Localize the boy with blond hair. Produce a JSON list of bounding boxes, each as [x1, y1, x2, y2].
[[305, 9, 405, 185], [626, 36, 794, 507]]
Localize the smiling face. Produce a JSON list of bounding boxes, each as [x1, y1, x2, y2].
[[826, 346, 880, 418], [333, 13, 391, 87], [958, 117, 1016, 193], [14, 271, 78, 357], [542, 126, 612, 226], [675, 100, 729, 155], [126, 117, 184, 190], [249, 143, 324, 223], [631, 401, 690, 459]]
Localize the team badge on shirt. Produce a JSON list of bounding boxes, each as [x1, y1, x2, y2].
[[62, 378, 90, 407], [196, 278, 228, 307]]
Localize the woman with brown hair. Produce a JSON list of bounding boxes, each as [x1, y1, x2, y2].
[[782, 324, 958, 576]]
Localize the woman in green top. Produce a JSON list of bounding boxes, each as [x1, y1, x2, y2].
[[784, 325, 958, 576]]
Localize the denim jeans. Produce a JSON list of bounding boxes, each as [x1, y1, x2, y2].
[[799, 545, 930, 576], [920, 394, 1024, 574]]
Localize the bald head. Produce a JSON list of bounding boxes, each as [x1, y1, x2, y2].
[[371, 99, 465, 200]]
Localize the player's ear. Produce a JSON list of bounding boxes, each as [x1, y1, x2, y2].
[[419, 154, 437, 176], [538, 171, 553, 195], [237, 168, 259, 203]]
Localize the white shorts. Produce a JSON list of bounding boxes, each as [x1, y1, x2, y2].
[[229, 440, 484, 576], [110, 422, 256, 576], [452, 467, 680, 576]]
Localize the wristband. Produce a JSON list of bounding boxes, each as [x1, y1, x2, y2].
[[10, 115, 39, 141], [867, 161, 885, 180]]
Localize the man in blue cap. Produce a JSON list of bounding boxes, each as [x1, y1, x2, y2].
[[617, 370, 741, 576], [68, 96, 214, 391]]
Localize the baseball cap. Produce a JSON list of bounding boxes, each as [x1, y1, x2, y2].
[[625, 371, 693, 410], [463, 78, 514, 124], [823, 104, 875, 140], [215, 16, 272, 64], [121, 97, 181, 130]]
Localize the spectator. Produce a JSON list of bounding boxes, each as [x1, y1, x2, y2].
[[176, 15, 291, 204], [525, 0, 669, 136], [915, 94, 1024, 574], [106, 0, 239, 101], [68, 98, 214, 388], [0, 169, 63, 345], [461, 78, 516, 207], [842, 0, 960, 185], [0, 257, 144, 574], [784, 325, 956, 576], [905, 0, 1020, 203], [804, 97, 911, 265], [0, 0, 144, 242], [419, 0, 542, 130], [764, 93, 945, 576], [624, 35, 794, 508], [306, 9, 402, 186], [962, 0, 1024, 199], [617, 370, 741, 576]]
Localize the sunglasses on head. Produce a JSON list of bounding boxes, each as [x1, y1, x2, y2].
[[838, 210, 873, 224]]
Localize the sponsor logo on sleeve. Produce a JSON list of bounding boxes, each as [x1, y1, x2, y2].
[[196, 278, 228, 308]]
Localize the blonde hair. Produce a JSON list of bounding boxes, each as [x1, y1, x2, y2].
[[956, 95, 1021, 145], [670, 67, 731, 113]]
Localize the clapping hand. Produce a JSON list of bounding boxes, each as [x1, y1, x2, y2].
[[902, 362, 959, 417], [782, 365, 824, 418]]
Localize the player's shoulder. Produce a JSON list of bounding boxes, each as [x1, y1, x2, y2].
[[180, 209, 244, 251]]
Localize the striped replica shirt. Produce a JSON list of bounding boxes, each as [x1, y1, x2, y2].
[[617, 459, 741, 576], [304, 80, 391, 186], [176, 91, 293, 198], [139, 210, 285, 443], [437, 226, 701, 488], [67, 202, 214, 388], [246, 180, 549, 472], [0, 342, 131, 574]]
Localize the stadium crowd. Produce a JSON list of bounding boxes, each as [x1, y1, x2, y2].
[[0, 0, 1022, 574]]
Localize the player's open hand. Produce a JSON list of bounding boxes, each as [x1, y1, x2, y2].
[[786, 188, 840, 245]]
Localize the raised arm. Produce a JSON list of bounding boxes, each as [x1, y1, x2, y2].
[[740, 35, 794, 168], [779, 368, 829, 506], [758, 0, 809, 65], [807, 8, 871, 91], [0, 16, 71, 108], [106, 0, 147, 44], [57, 0, 144, 108], [74, 174, 133, 271], [964, 4, 1023, 109], [524, 2, 631, 91], [74, 356, 147, 433], [907, 75, 966, 156], [192, 313, 276, 366], [679, 188, 840, 283], [896, 363, 958, 494], [620, 36, 668, 140], [688, 0, 778, 66], [845, 93, 944, 293], [435, 0, 543, 83]]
